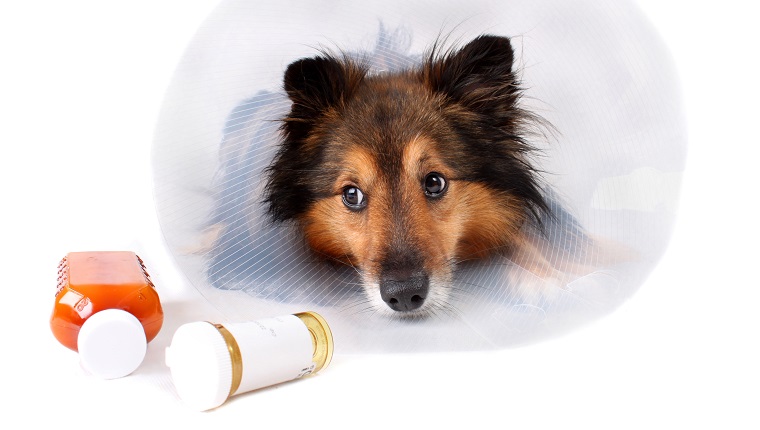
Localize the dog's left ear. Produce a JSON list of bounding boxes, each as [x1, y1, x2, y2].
[[423, 35, 518, 113]]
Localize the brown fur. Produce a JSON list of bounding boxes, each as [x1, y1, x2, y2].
[[300, 135, 527, 282]]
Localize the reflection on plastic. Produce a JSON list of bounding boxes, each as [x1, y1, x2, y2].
[[152, 0, 686, 352]]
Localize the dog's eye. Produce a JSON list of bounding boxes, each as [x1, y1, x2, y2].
[[424, 172, 447, 198], [342, 186, 366, 210]]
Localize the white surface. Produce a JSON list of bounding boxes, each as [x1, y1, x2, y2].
[[78, 309, 147, 379], [0, 1, 758, 429]]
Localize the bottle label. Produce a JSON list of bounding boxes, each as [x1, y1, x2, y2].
[[222, 315, 314, 393]]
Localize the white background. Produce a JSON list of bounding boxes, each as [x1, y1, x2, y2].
[[1, 1, 757, 428]]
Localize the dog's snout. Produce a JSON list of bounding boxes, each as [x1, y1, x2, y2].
[[379, 275, 429, 312]]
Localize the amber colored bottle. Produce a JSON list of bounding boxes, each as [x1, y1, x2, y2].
[[51, 251, 164, 351]]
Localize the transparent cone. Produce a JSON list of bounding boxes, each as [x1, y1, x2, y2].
[[152, 0, 686, 352]]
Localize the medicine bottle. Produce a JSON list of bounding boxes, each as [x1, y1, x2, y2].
[[165, 311, 333, 411], [50, 251, 164, 378]]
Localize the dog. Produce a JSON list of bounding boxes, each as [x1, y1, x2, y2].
[[261, 34, 581, 317]]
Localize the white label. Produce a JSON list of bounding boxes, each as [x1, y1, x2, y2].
[[223, 315, 313, 394]]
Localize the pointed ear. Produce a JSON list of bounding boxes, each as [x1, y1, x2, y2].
[[423, 35, 517, 112], [282, 55, 365, 138], [284, 56, 346, 116]]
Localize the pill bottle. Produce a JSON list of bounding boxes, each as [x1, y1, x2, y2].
[[165, 311, 333, 411], [50, 251, 164, 379]]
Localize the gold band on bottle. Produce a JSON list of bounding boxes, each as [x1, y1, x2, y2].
[[294, 311, 334, 373], [214, 323, 243, 397]]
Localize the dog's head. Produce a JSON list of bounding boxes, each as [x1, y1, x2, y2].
[[265, 35, 547, 317]]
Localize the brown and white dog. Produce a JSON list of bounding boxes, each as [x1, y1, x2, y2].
[[261, 35, 582, 317]]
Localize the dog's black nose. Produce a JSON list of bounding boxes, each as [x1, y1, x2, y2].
[[379, 275, 429, 312]]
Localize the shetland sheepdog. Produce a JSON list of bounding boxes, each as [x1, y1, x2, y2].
[[262, 35, 579, 317]]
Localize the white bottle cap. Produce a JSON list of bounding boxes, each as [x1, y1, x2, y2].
[[77, 309, 147, 379], [165, 321, 233, 411]]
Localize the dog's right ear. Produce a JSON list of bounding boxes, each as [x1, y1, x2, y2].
[[283, 55, 365, 138], [423, 35, 519, 118]]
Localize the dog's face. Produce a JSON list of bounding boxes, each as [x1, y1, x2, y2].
[[266, 35, 547, 317]]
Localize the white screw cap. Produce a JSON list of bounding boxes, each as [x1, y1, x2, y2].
[[165, 321, 233, 411], [77, 309, 147, 379]]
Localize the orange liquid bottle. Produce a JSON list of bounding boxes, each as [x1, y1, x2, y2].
[[51, 251, 164, 378]]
